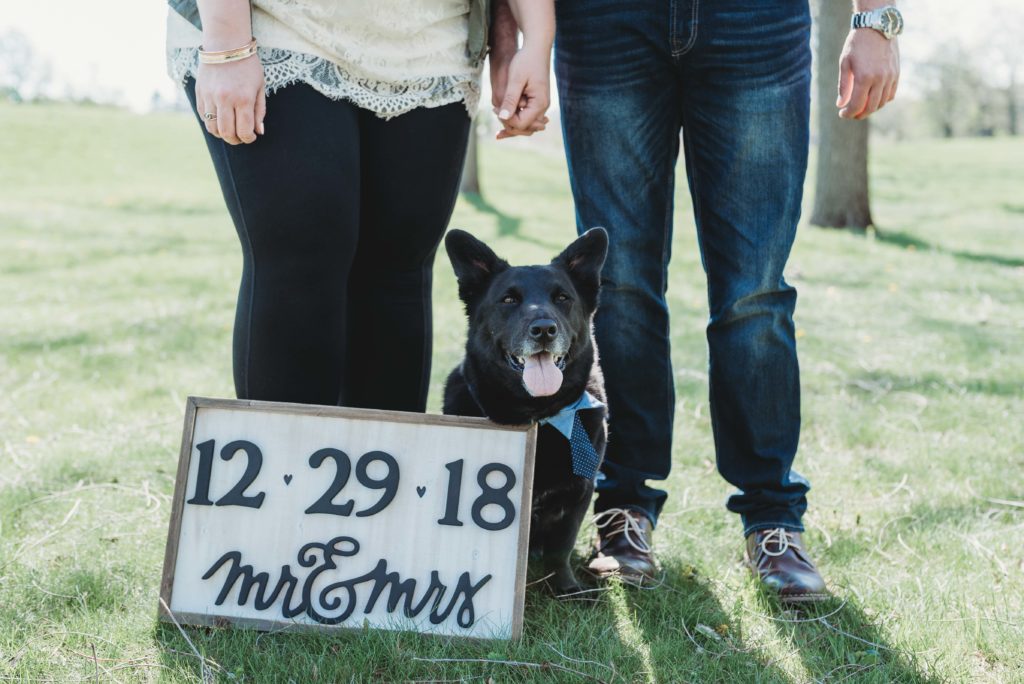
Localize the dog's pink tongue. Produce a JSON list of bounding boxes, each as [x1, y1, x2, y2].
[[522, 352, 563, 397]]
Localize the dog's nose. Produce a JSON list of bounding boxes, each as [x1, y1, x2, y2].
[[529, 318, 558, 341]]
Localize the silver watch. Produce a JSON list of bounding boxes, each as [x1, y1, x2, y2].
[[851, 6, 904, 40]]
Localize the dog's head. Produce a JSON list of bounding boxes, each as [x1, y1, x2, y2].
[[445, 228, 608, 398]]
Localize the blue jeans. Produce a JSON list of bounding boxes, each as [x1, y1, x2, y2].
[[555, 0, 812, 535]]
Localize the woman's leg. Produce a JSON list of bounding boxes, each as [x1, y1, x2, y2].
[[346, 103, 471, 412], [185, 79, 361, 405]]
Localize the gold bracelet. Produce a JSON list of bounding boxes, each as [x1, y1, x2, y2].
[[198, 38, 258, 65]]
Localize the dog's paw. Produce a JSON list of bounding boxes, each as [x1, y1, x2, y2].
[[553, 582, 585, 599], [547, 566, 586, 599]]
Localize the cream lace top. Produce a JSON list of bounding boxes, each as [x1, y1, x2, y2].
[[166, 1, 481, 119]]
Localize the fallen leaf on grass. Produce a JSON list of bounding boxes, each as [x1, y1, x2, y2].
[[695, 624, 722, 641], [851, 649, 881, 665]]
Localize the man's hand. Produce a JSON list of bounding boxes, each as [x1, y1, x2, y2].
[[837, 28, 900, 120], [495, 46, 551, 138]]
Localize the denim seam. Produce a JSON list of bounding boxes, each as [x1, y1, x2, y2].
[[680, 127, 704, 292], [672, 0, 700, 57], [659, 146, 675, 482], [216, 139, 255, 400], [670, 1, 678, 54], [681, 122, 722, 468], [744, 521, 805, 536]]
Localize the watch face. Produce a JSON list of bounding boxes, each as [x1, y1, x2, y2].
[[881, 8, 904, 37]]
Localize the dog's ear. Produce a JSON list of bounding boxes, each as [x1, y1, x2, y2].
[[552, 227, 608, 306], [445, 229, 509, 304]]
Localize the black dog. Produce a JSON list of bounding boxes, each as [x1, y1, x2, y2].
[[442, 228, 609, 594]]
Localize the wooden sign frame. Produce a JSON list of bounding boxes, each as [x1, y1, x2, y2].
[[159, 396, 537, 639]]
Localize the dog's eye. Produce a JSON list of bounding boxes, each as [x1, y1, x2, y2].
[[555, 292, 571, 303], [501, 294, 519, 305]]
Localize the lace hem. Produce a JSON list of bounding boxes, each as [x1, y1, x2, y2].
[[168, 47, 480, 120]]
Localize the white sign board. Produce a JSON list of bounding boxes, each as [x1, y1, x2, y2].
[[160, 397, 536, 640]]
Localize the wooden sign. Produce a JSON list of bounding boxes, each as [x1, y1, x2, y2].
[[160, 397, 536, 640]]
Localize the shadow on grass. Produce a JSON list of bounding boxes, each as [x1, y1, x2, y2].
[[153, 565, 645, 682], [148, 557, 939, 681], [620, 559, 939, 682], [847, 369, 1023, 399], [621, 561, 793, 683], [460, 192, 564, 252], [151, 559, 791, 682], [101, 199, 221, 216], [461, 191, 522, 238], [759, 593, 939, 684], [874, 229, 1024, 269], [5, 331, 92, 354], [1, 234, 194, 276]]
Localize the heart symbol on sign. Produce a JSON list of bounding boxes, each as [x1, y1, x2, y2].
[[416, 486, 426, 498], [283, 474, 293, 485]]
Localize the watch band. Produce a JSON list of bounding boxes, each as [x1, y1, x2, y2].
[[851, 12, 873, 29], [850, 6, 903, 39]]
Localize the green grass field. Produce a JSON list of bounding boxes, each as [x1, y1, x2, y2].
[[1, 101, 1022, 683]]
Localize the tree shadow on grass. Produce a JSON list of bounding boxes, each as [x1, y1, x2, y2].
[[460, 192, 564, 252], [874, 229, 1024, 269], [846, 367, 1023, 400], [753, 590, 940, 684], [462, 191, 522, 238]]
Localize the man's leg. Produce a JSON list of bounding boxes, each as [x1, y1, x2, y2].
[[555, 0, 682, 579], [678, 0, 826, 600]]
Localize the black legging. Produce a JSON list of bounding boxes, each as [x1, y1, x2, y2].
[[185, 79, 471, 411]]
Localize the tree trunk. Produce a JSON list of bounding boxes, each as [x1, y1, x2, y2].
[[460, 115, 481, 195], [810, 0, 873, 230], [1008, 69, 1019, 136]]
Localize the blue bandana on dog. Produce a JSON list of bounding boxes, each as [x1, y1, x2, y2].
[[538, 391, 605, 480]]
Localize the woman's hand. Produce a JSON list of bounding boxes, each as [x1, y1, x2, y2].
[[193, 0, 265, 145], [195, 56, 267, 145]]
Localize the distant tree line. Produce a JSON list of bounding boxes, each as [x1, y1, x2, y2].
[[921, 45, 1020, 138], [0, 29, 52, 103]]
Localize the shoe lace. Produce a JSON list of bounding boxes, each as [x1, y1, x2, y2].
[[593, 508, 652, 554], [759, 527, 797, 558]]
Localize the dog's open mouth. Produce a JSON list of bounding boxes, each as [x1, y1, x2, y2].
[[505, 351, 567, 397]]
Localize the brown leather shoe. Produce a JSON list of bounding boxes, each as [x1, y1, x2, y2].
[[586, 508, 659, 586], [745, 528, 829, 603]]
